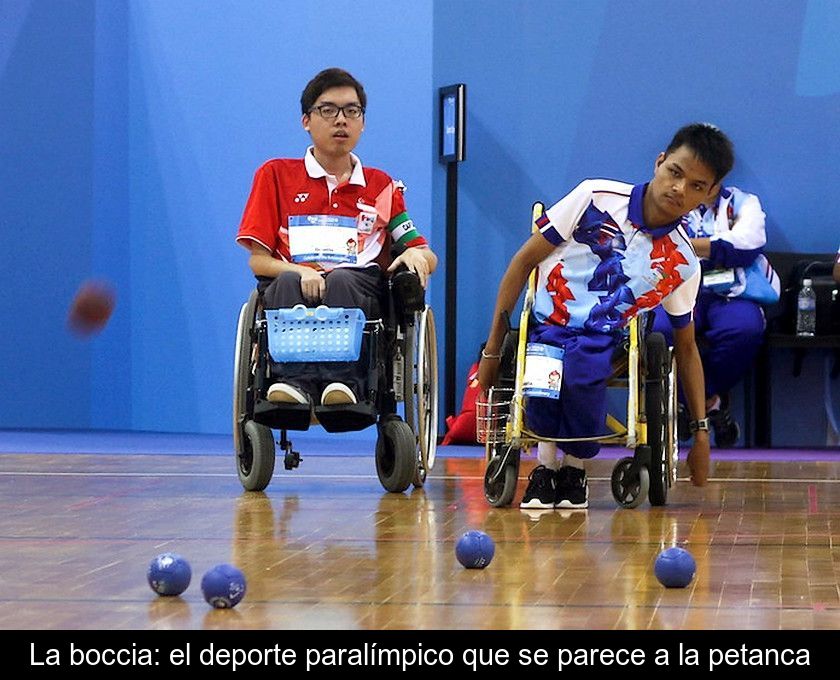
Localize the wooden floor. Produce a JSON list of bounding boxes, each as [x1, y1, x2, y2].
[[1, 449, 840, 630]]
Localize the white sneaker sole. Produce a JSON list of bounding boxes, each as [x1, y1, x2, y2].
[[555, 500, 588, 510], [520, 498, 555, 509]]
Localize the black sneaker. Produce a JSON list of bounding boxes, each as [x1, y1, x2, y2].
[[555, 466, 589, 509], [709, 407, 740, 448], [519, 465, 557, 509]]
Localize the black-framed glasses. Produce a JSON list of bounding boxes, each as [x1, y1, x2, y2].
[[308, 103, 365, 120]]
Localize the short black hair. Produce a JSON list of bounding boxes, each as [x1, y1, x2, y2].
[[665, 123, 734, 185], [300, 68, 367, 115]]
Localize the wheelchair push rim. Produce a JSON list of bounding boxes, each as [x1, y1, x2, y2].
[[403, 306, 439, 484]]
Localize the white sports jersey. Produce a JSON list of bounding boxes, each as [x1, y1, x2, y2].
[[534, 179, 700, 333], [684, 186, 767, 298], [687, 186, 765, 246]]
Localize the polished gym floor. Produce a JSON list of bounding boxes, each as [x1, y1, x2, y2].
[[1, 435, 839, 630]]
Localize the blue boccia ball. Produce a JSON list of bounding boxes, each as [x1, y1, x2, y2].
[[654, 547, 696, 588], [147, 552, 192, 596], [455, 530, 495, 569], [201, 563, 247, 609]]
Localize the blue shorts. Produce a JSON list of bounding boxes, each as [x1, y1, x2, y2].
[[524, 324, 620, 459]]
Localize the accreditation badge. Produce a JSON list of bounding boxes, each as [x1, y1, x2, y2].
[[288, 214, 358, 266], [522, 343, 565, 400], [702, 268, 736, 295]]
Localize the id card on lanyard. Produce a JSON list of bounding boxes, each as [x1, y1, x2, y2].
[[288, 214, 358, 265], [703, 268, 735, 294], [523, 343, 565, 399]]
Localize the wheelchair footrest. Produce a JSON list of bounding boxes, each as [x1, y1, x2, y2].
[[315, 403, 377, 433], [253, 400, 312, 431]]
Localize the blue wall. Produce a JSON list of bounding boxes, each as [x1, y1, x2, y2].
[[433, 0, 840, 447], [1, 0, 433, 438], [1, 0, 837, 445], [0, 0, 96, 427]]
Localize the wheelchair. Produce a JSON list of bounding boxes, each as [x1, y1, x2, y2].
[[477, 203, 679, 509], [233, 268, 438, 494]]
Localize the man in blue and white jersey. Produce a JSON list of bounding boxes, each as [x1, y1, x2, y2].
[[479, 123, 734, 510], [653, 185, 770, 448]]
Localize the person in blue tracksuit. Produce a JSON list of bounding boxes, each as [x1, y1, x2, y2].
[[653, 185, 768, 448]]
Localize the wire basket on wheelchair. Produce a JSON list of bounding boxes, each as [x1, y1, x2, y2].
[[475, 387, 514, 445]]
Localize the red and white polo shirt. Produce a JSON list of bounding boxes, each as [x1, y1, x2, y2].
[[236, 147, 427, 271]]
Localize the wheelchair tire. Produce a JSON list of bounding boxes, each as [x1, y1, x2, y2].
[[484, 444, 520, 507], [238, 420, 276, 491], [233, 290, 260, 460], [375, 417, 416, 493], [611, 456, 649, 509], [645, 333, 673, 506]]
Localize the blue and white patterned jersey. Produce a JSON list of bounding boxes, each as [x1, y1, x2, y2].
[[682, 185, 767, 298], [533, 179, 700, 333]]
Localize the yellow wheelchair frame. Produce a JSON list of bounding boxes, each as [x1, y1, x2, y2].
[[478, 202, 679, 508]]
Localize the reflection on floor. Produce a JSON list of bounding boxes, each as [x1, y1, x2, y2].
[[1, 447, 839, 630]]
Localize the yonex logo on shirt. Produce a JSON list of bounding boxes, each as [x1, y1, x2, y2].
[[294, 193, 309, 203]]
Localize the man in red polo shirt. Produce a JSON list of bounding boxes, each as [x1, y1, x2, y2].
[[236, 68, 437, 407]]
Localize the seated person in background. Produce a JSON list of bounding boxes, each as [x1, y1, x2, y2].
[[652, 183, 768, 448], [479, 123, 735, 509], [834, 245, 840, 283], [236, 68, 437, 406]]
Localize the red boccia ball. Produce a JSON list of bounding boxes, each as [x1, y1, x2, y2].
[[68, 281, 115, 335]]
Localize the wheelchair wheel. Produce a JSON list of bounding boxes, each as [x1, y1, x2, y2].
[[484, 444, 521, 507], [233, 290, 260, 458], [611, 456, 649, 509], [233, 290, 277, 491], [403, 307, 439, 488], [238, 420, 276, 491], [375, 417, 416, 493], [645, 332, 676, 506]]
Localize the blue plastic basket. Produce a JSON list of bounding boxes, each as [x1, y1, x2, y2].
[[265, 305, 366, 362]]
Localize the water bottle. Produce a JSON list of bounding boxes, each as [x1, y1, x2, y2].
[[796, 278, 816, 337]]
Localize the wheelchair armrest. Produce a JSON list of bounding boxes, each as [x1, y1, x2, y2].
[[391, 267, 425, 314]]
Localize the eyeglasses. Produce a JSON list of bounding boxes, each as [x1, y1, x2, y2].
[[308, 103, 365, 120]]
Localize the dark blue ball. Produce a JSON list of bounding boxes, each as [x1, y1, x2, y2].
[[147, 552, 192, 596], [455, 530, 495, 569], [654, 547, 696, 588], [201, 563, 247, 608]]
